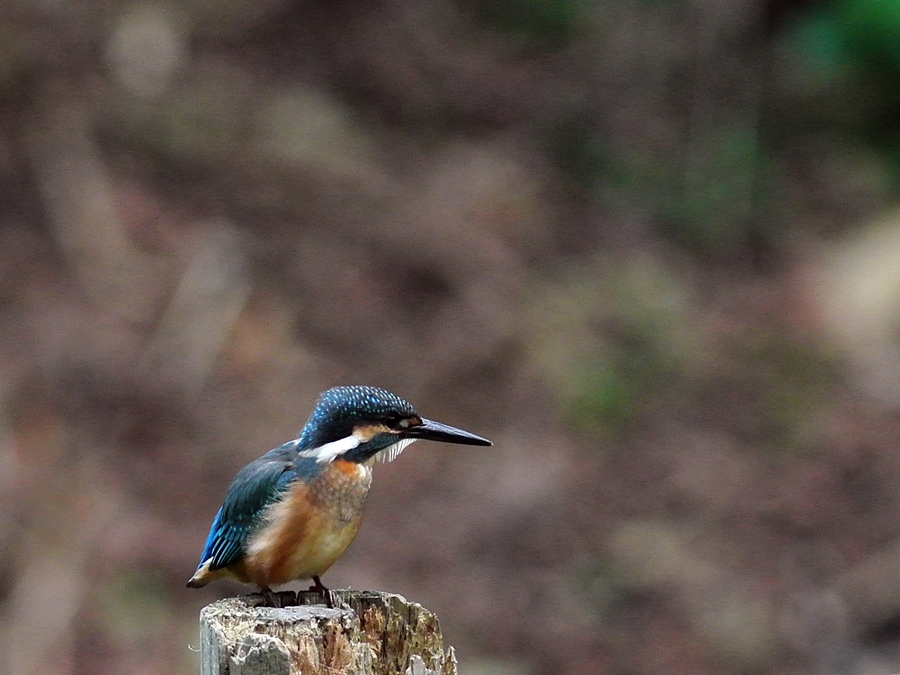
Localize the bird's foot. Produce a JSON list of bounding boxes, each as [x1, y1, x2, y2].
[[310, 575, 335, 609], [259, 587, 282, 608], [258, 588, 296, 608]]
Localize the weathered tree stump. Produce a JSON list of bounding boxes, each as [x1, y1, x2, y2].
[[199, 590, 458, 675]]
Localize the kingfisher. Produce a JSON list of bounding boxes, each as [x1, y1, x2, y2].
[[187, 385, 491, 606]]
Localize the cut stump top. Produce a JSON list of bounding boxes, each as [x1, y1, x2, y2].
[[199, 590, 458, 675]]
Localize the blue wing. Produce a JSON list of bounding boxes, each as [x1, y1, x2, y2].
[[196, 442, 322, 571]]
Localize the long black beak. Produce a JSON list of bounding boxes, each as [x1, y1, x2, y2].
[[403, 418, 492, 446]]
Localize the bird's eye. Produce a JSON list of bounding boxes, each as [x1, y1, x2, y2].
[[383, 412, 403, 429]]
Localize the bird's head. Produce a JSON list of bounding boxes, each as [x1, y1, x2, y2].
[[296, 385, 491, 464]]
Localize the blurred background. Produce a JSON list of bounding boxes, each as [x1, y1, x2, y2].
[[5, 0, 900, 674]]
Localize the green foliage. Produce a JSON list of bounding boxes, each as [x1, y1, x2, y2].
[[785, 11, 852, 83], [780, 0, 900, 183], [784, 0, 900, 79], [530, 252, 840, 450], [527, 257, 693, 435], [544, 108, 772, 255], [839, 0, 900, 70], [570, 325, 680, 432], [660, 123, 769, 255]]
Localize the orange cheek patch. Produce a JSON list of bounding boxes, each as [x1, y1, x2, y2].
[[352, 423, 392, 442]]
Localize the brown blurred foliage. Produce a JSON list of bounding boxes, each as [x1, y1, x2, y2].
[[3, 1, 900, 675]]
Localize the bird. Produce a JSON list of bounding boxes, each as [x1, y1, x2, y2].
[[187, 385, 491, 607]]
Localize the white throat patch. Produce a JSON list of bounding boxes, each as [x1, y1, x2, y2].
[[373, 437, 418, 464], [298, 434, 361, 464]]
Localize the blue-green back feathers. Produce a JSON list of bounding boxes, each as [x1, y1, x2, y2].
[[196, 442, 323, 571]]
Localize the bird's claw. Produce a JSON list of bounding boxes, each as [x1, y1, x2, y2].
[[310, 575, 335, 608], [258, 589, 297, 608], [260, 587, 281, 608]]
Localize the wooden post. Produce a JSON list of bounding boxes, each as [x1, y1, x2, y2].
[[199, 590, 458, 675]]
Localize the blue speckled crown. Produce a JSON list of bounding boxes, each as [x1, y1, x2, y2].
[[297, 386, 416, 449]]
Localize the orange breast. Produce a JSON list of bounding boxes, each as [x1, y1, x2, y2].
[[241, 459, 372, 588]]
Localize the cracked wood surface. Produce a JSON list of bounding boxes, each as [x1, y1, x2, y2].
[[200, 590, 458, 675]]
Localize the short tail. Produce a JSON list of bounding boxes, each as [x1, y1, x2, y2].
[[186, 559, 213, 588]]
